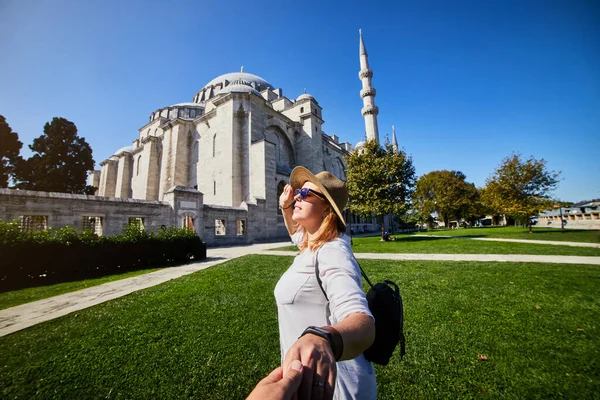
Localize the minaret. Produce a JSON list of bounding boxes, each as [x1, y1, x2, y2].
[[391, 125, 398, 153], [359, 29, 380, 144]]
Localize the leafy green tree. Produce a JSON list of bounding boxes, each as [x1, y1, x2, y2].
[[481, 153, 560, 232], [413, 170, 482, 227], [345, 139, 416, 239], [0, 115, 23, 187], [14, 117, 96, 194]]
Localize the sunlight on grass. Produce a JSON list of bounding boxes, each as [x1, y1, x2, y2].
[[0, 255, 598, 399]]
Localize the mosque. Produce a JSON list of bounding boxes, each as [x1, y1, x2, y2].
[[0, 31, 396, 245]]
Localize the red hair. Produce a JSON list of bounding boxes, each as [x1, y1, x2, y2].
[[298, 211, 346, 253]]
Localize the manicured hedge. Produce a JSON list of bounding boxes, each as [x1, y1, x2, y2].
[[0, 221, 207, 292]]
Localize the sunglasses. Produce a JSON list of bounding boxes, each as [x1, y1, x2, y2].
[[294, 188, 326, 201]]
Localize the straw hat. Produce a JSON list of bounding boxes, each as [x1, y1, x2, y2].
[[290, 166, 348, 229]]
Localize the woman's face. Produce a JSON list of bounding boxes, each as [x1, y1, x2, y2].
[[291, 182, 330, 228]]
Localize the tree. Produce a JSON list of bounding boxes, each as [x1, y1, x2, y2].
[[345, 139, 416, 239], [481, 153, 560, 232], [14, 117, 96, 194], [0, 115, 23, 187], [413, 170, 483, 227]]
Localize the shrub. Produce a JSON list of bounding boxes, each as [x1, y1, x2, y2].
[[0, 220, 206, 292]]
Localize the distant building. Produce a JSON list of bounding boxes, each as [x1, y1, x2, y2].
[[538, 200, 600, 230]]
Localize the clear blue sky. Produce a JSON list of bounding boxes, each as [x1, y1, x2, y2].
[[1, 0, 598, 202]]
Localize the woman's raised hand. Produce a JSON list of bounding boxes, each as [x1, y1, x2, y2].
[[279, 184, 295, 210]]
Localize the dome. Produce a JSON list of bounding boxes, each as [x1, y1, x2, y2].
[[202, 72, 273, 91], [114, 146, 133, 156], [355, 140, 366, 150], [296, 93, 314, 101]]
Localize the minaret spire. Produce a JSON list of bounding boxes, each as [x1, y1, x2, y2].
[[391, 125, 398, 153], [359, 30, 379, 144]]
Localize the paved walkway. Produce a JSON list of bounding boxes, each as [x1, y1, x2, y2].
[[1, 239, 599, 338]]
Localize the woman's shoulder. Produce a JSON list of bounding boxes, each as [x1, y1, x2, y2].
[[320, 234, 353, 254]]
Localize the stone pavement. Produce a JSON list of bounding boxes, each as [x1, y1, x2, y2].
[[1, 239, 599, 338]]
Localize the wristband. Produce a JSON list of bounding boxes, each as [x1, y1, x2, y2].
[[300, 325, 344, 361], [280, 204, 291, 210]]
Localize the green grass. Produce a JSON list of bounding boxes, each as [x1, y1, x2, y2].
[[1, 255, 598, 399], [273, 235, 600, 256], [416, 226, 600, 243], [0, 267, 162, 311]]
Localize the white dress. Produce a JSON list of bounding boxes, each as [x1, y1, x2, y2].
[[274, 231, 377, 400]]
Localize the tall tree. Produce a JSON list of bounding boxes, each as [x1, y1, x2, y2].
[[345, 139, 416, 239], [14, 117, 95, 194], [0, 115, 23, 188], [413, 170, 482, 227], [481, 153, 560, 232]]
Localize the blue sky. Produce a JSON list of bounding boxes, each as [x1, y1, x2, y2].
[[0, 0, 598, 202]]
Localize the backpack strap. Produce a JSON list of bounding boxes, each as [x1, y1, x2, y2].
[[314, 248, 329, 301], [314, 247, 375, 302]]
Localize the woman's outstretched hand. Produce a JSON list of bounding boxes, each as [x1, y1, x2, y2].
[[279, 184, 295, 210], [282, 334, 337, 400]]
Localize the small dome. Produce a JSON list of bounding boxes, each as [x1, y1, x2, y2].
[[114, 146, 133, 156], [296, 93, 314, 101], [354, 141, 366, 150], [171, 102, 204, 108], [220, 83, 260, 95]]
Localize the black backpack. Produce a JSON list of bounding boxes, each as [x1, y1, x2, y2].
[[315, 252, 406, 366]]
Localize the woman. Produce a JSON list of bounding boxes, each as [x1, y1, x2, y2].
[[274, 166, 376, 400]]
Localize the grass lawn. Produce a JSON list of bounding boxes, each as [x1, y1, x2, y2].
[[274, 235, 600, 256], [415, 226, 600, 243], [1, 255, 598, 399], [0, 267, 162, 311]]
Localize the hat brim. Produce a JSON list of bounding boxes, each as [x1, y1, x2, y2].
[[290, 166, 346, 230]]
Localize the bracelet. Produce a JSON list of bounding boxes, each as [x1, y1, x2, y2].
[[280, 204, 291, 210]]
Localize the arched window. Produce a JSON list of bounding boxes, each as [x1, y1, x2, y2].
[[264, 126, 295, 173], [212, 133, 217, 157], [277, 181, 286, 215], [136, 155, 142, 176]]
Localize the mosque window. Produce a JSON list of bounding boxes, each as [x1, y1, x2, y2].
[[136, 155, 142, 175], [190, 109, 196, 118], [182, 215, 195, 231], [237, 220, 246, 236], [128, 217, 144, 231], [300, 107, 304, 113], [213, 134, 217, 157], [82, 216, 103, 236], [215, 219, 226, 236], [214, 181, 216, 195], [19, 215, 48, 232]]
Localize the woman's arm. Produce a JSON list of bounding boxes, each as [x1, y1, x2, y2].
[[279, 184, 299, 237]]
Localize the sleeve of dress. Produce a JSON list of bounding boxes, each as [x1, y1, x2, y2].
[[317, 241, 374, 323], [291, 228, 305, 246]]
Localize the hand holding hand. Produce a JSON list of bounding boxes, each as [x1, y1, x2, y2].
[[282, 334, 337, 400], [279, 184, 295, 210], [247, 360, 304, 400]]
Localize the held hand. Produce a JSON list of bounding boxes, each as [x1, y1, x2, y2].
[[279, 184, 295, 210], [282, 334, 337, 400], [247, 360, 304, 400]]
